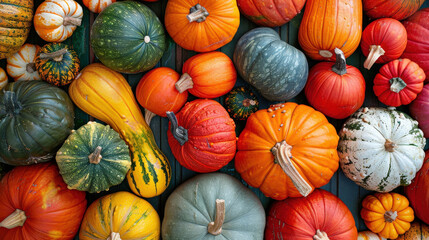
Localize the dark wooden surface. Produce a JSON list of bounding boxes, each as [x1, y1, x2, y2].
[[1, 0, 429, 238]]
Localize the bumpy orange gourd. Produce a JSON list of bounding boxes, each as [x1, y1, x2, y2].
[[235, 102, 340, 200], [298, 0, 362, 61], [361, 192, 414, 239]]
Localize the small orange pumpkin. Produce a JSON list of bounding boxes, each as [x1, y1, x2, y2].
[[82, 0, 115, 13], [6, 43, 41, 81], [361, 192, 414, 239]]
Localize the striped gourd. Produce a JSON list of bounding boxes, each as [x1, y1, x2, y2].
[[0, 67, 7, 90], [69, 63, 171, 198]]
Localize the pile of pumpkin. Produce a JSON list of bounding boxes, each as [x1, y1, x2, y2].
[[1, 0, 429, 239]]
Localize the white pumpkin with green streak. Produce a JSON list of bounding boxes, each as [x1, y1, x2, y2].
[[338, 107, 426, 192], [56, 121, 131, 193]]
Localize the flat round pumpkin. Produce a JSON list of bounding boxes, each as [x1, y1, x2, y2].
[[6, 43, 41, 81]]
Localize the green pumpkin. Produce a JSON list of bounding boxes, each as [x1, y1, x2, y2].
[[224, 86, 259, 120], [56, 121, 131, 193], [162, 173, 266, 240], [0, 81, 74, 166], [90, 1, 166, 74], [35, 43, 80, 86], [233, 27, 309, 101]]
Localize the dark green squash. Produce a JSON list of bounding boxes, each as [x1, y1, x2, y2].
[[90, 1, 166, 74], [56, 121, 131, 193], [0, 81, 74, 166], [233, 27, 309, 101], [224, 86, 259, 120], [35, 43, 80, 86]]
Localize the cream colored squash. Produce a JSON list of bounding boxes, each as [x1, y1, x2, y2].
[[358, 231, 386, 240]]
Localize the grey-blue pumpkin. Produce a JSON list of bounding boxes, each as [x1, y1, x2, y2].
[[233, 27, 309, 101]]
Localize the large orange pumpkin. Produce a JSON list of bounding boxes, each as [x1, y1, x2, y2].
[[164, 0, 240, 52], [235, 102, 340, 200], [298, 0, 362, 61]]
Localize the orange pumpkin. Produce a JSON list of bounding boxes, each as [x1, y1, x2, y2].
[[397, 221, 429, 240], [175, 51, 237, 98], [164, 0, 240, 52], [235, 102, 340, 200], [82, 0, 115, 13], [361, 192, 414, 239], [298, 0, 362, 61]]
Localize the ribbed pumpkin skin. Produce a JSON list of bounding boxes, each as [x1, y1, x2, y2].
[[397, 221, 429, 239], [167, 99, 237, 173], [237, 0, 305, 27], [236, 103, 339, 200], [83, 0, 115, 13], [136, 67, 188, 118], [405, 151, 429, 225], [224, 86, 259, 120], [410, 85, 429, 138], [402, 9, 429, 82], [0, 67, 7, 90], [79, 191, 160, 240], [298, 0, 362, 61], [165, 0, 240, 52], [0, 162, 87, 239], [7, 43, 41, 81], [234, 27, 308, 101], [162, 173, 266, 240], [363, 0, 425, 20], [56, 122, 131, 193], [69, 63, 171, 198], [0, 0, 33, 59], [358, 231, 386, 240], [265, 189, 357, 240], [373, 59, 425, 107], [91, 1, 166, 74], [0, 81, 75, 166]]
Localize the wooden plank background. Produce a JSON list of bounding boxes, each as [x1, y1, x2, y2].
[[1, 0, 429, 238]]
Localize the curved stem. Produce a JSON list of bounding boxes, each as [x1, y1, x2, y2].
[[389, 77, 407, 93], [271, 141, 313, 197], [187, 4, 209, 23], [332, 48, 347, 75], [107, 232, 121, 240], [242, 99, 257, 107], [88, 146, 102, 164], [63, 16, 82, 26], [207, 199, 225, 235], [145, 109, 156, 126], [364, 45, 385, 70], [39, 48, 68, 62], [3, 91, 22, 115], [166, 111, 188, 146], [0, 209, 27, 229], [385, 139, 396, 152], [313, 230, 330, 240], [26, 63, 36, 73], [384, 211, 398, 223], [175, 73, 193, 93]]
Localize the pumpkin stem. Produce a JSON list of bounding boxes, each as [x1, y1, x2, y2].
[[175, 73, 193, 93], [39, 48, 68, 62], [63, 16, 82, 26], [0, 209, 27, 229], [319, 50, 333, 58], [242, 99, 257, 107], [332, 48, 347, 75], [207, 199, 225, 235], [364, 45, 385, 70], [271, 140, 313, 197], [166, 111, 188, 145], [384, 210, 398, 223], [384, 139, 396, 152], [3, 91, 22, 115], [26, 63, 36, 73], [107, 232, 121, 240], [313, 229, 330, 240], [88, 146, 103, 164], [187, 4, 209, 23], [389, 77, 407, 93], [144, 109, 156, 126]]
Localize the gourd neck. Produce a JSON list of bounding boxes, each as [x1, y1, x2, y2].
[[364, 45, 385, 70], [144, 109, 156, 126], [26, 63, 36, 73], [175, 73, 194, 93], [39, 48, 68, 62], [332, 48, 347, 75], [3, 91, 22, 115], [187, 4, 209, 23], [389, 77, 407, 93], [0, 209, 27, 229], [242, 99, 257, 107], [89, 146, 102, 164], [107, 232, 121, 240], [385, 139, 396, 152], [271, 140, 312, 197], [166, 111, 188, 146], [384, 210, 398, 223], [63, 16, 82, 26], [208, 199, 225, 235], [313, 230, 330, 240]]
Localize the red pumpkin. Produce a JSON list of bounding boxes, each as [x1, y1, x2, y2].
[[410, 84, 429, 137], [374, 58, 425, 107], [237, 0, 305, 27], [304, 48, 365, 119], [405, 151, 429, 225], [265, 189, 358, 240], [167, 99, 237, 173], [363, 0, 425, 20], [361, 18, 407, 70], [0, 162, 87, 239], [402, 8, 429, 82]]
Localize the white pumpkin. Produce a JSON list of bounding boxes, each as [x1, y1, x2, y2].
[[7, 44, 41, 81], [358, 231, 386, 240], [82, 0, 115, 13], [0, 67, 8, 90], [338, 107, 425, 192]]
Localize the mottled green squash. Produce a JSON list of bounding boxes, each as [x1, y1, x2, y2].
[[56, 121, 131, 193], [224, 86, 259, 120]]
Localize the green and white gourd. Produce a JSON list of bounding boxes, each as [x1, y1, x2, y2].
[[56, 121, 131, 193], [338, 107, 426, 192]]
